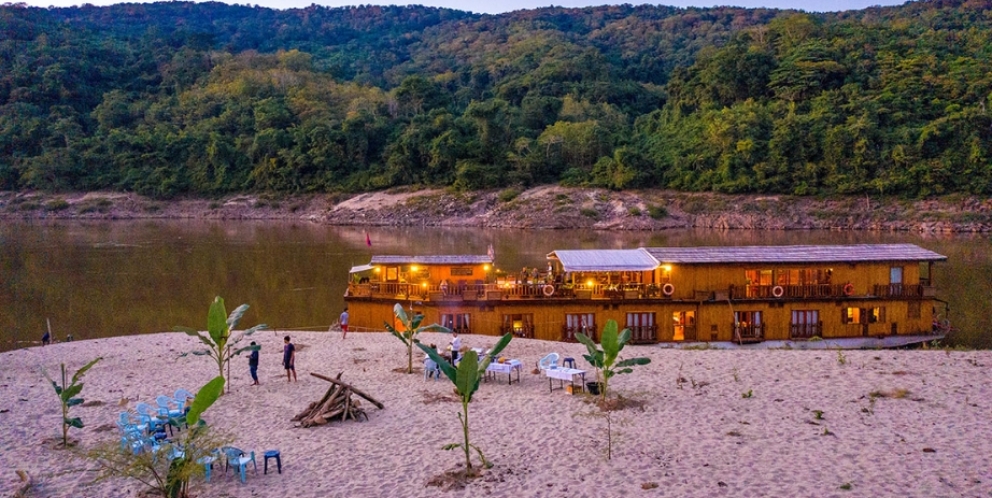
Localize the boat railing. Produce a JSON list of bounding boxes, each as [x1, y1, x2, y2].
[[732, 284, 848, 300]]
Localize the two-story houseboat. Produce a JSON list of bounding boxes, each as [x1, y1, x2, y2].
[[344, 244, 947, 346]]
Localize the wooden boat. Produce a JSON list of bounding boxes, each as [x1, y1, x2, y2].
[[344, 244, 948, 347]]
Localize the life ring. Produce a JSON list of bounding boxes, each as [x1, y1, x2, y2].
[[542, 285, 555, 297], [662, 283, 675, 296], [772, 285, 784, 298], [843, 283, 855, 296]]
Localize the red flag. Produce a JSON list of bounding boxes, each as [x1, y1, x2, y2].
[[365, 231, 372, 247]]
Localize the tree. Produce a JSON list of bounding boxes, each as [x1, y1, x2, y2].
[[576, 319, 650, 401], [384, 303, 449, 374], [418, 333, 512, 473], [176, 296, 266, 394]]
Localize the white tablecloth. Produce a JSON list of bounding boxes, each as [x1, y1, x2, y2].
[[486, 359, 522, 374], [544, 368, 585, 381]]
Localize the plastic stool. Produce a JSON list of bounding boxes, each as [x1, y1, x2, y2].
[[562, 357, 576, 369], [264, 450, 281, 474]]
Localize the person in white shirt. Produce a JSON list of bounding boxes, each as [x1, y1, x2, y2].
[[450, 332, 462, 363]]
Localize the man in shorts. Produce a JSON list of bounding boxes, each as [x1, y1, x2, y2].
[[340, 308, 349, 339], [283, 336, 297, 382]]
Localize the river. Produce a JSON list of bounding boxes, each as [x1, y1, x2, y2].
[[1, 220, 987, 351]]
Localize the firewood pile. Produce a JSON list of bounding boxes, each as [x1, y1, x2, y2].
[[293, 372, 384, 427]]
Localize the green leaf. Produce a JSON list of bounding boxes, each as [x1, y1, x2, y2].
[[186, 376, 225, 426], [388, 328, 409, 346], [207, 296, 229, 347], [71, 357, 102, 384], [175, 327, 215, 348], [51, 381, 62, 395], [67, 397, 84, 407], [601, 320, 620, 362], [442, 443, 462, 451], [60, 383, 83, 402], [615, 357, 651, 368], [227, 303, 249, 330], [575, 333, 599, 359], [455, 351, 479, 400], [393, 304, 409, 326], [67, 417, 84, 429]]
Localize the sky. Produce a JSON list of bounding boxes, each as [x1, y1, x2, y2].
[[19, 0, 911, 15]]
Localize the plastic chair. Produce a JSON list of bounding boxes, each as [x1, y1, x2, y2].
[[197, 450, 220, 482], [174, 389, 194, 412], [538, 353, 560, 370], [156, 395, 183, 418], [135, 402, 165, 433], [424, 358, 441, 381], [222, 446, 257, 484]]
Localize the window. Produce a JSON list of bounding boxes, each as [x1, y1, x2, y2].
[[672, 311, 695, 341], [441, 313, 471, 334], [791, 310, 820, 338], [734, 311, 763, 339], [450, 267, 474, 276], [890, 267, 903, 285], [564, 313, 595, 342], [625, 312, 657, 343], [843, 307, 886, 324], [501, 314, 533, 338]]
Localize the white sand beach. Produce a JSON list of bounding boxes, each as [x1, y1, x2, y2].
[[2, 331, 992, 497]]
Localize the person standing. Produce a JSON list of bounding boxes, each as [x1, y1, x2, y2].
[[248, 341, 260, 386], [283, 336, 297, 382], [449, 332, 462, 363], [340, 308, 349, 339]]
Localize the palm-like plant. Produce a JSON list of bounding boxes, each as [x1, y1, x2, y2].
[[418, 333, 512, 473], [176, 296, 266, 393], [384, 303, 449, 373], [576, 319, 651, 401]]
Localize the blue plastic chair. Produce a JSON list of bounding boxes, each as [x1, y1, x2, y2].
[[197, 450, 220, 482], [174, 389, 194, 412], [156, 395, 183, 418], [222, 446, 257, 484], [135, 402, 166, 434], [424, 358, 441, 381]]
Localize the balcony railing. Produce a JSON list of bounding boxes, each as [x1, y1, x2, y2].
[[346, 281, 935, 302], [733, 322, 763, 342]]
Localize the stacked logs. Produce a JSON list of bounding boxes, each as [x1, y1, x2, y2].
[[293, 372, 384, 428]]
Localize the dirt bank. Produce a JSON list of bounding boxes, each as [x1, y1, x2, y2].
[[2, 187, 992, 232]]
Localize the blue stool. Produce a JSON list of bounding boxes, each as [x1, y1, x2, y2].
[[264, 450, 281, 474], [562, 357, 575, 369]]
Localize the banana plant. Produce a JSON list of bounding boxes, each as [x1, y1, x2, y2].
[[418, 333, 512, 473], [176, 296, 266, 393], [43, 357, 102, 447], [576, 319, 650, 401], [385, 303, 449, 373]]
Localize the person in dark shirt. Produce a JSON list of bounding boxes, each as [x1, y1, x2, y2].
[[248, 341, 260, 386], [283, 336, 297, 382]]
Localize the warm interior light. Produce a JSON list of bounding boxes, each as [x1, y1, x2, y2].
[[586, 279, 595, 288], [374, 267, 381, 273], [421, 282, 427, 288], [662, 265, 672, 272], [484, 264, 490, 271], [410, 265, 418, 272]]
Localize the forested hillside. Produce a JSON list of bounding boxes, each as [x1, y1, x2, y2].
[[1, 0, 990, 198]]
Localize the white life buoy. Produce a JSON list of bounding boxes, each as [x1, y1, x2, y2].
[[542, 285, 555, 297], [662, 283, 675, 296], [772, 285, 784, 298]]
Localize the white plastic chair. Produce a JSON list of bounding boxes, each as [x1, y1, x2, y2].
[[538, 353, 560, 370]]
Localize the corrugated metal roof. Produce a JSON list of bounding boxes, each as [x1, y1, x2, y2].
[[548, 249, 659, 272], [370, 255, 492, 265], [349, 264, 375, 273], [645, 244, 947, 264]]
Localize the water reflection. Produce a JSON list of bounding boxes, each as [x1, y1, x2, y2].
[[1, 221, 987, 351]]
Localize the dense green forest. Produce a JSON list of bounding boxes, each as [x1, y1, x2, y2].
[[1, 0, 990, 198]]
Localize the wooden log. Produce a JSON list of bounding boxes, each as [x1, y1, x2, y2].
[[310, 372, 384, 409]]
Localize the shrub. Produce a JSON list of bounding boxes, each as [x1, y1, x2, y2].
[[647, 204, 668, 219], [498, 187, 521, 203], [580, 208, 599, 219]]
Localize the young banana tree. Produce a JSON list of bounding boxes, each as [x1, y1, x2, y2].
[[176, 296, 266, 393], [576, 319, 650, 401], [384, 303, 449, 373], [43, 357, 102, 447], [418, 333, 512, 473]]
